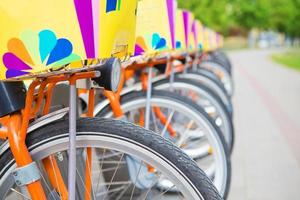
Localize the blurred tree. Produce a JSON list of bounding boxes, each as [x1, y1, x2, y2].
[[177, 0, 234, 35], [269, 0, 294, 34], [177, 0, 300, 37], [232, 0, 270, 30], [291, 0, 300, 37]]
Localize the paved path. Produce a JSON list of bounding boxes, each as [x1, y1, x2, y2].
[[227, 49, 300, 200]]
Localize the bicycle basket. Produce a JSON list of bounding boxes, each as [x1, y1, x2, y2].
[[195, 20, 204, 50], [175, 9, 194, 52], [175, 9, 185, 51], [0, 0, 138, 81], [202, 27, 210, 52], [182, 10, 195, 51], [133, 0, 177, 57]]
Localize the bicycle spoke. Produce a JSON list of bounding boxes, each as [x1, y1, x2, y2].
[[98, 181, 132, 186], [76, 167, 92, 197], [177, 120, 195, 147], [98, 165, 126, 173], [48, 156, 63, 197], [115, 183, 133, 200], [151, 107, 160, 133], [152, 184, 176, 200], [10, 188, 31, 200], [97, 151, 124, 160], [160, 110, 175, 137], [97, 185, 128, 197], [95, 148, 107, 193], [38, 162, 56, 197], [93, 160, 126, 165], [184, 144, 211, 159], [106, 153, 125, 192], [205, 163, 216, 179], [141, 179, 162, 200], [129, 161, 143, 200]]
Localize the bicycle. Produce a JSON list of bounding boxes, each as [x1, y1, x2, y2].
[[92, 3, 231, 198], [94, 56, 231, 198], [0, 65, 219, 200], [0, 0, 223, 199]]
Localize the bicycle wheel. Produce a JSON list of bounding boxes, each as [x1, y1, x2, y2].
[[97, 91, 231, 198], [209, 51, 232, 72], [192, 68, 226, 87], [153, 77, 234, 152], [204, 54, 231, 75], [199, 61, 234, 97], [177, 71, 233, 115], [0, 118, 222, 200]]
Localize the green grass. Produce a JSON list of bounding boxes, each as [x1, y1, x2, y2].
[[272, 49, 300, 72]]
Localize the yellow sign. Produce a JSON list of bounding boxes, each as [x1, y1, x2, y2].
[[175, 10, 194, 51], [187, 12, 195, 50], [0, 0, 138, 80], [197, 20, 204, 49], [134, 0, 173, 56], [203, 27, 212, 52], [192, 20, 204, 50], [175, 9, 185, 50], [98, 0, 138, 59]]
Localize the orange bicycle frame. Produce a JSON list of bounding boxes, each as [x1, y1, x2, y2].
[[0, 71, 96, 200]]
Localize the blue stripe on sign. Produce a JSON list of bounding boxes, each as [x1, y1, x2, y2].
[[106, 0, 117, 13]]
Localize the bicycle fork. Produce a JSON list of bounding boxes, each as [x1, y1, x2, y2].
[[0, 73, 97, 200], [144, 66, 153, 130], [141, 62, 176, 137], [1, 80, 48, 200]]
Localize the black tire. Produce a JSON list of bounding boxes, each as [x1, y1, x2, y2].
[[153, 77, 234, 152], [204, 54, 231, 75], [198, 61, 234, 97], [0, 118, 222, 200], [177, 71, 233, 116], [187, 68, 232, 106], [192, 68, 225, 87], [97, 90, 231, 199], [211, 51, 232, 71]]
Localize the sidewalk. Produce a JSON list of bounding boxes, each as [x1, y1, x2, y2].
[[227, 49, 300, 200]]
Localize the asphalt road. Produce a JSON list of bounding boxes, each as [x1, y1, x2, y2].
[[227, 49, 300, 200]]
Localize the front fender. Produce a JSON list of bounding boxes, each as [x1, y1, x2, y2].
[[0, 108, 69, 156], [93, 74, 167, 116]]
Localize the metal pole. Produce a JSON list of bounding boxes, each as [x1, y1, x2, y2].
[[183, 55, 191, 74], [145, 67, 153, 130], [192, 52, 200, 71], [168, 58, 175, 92], [68, 83, 77, 200]]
